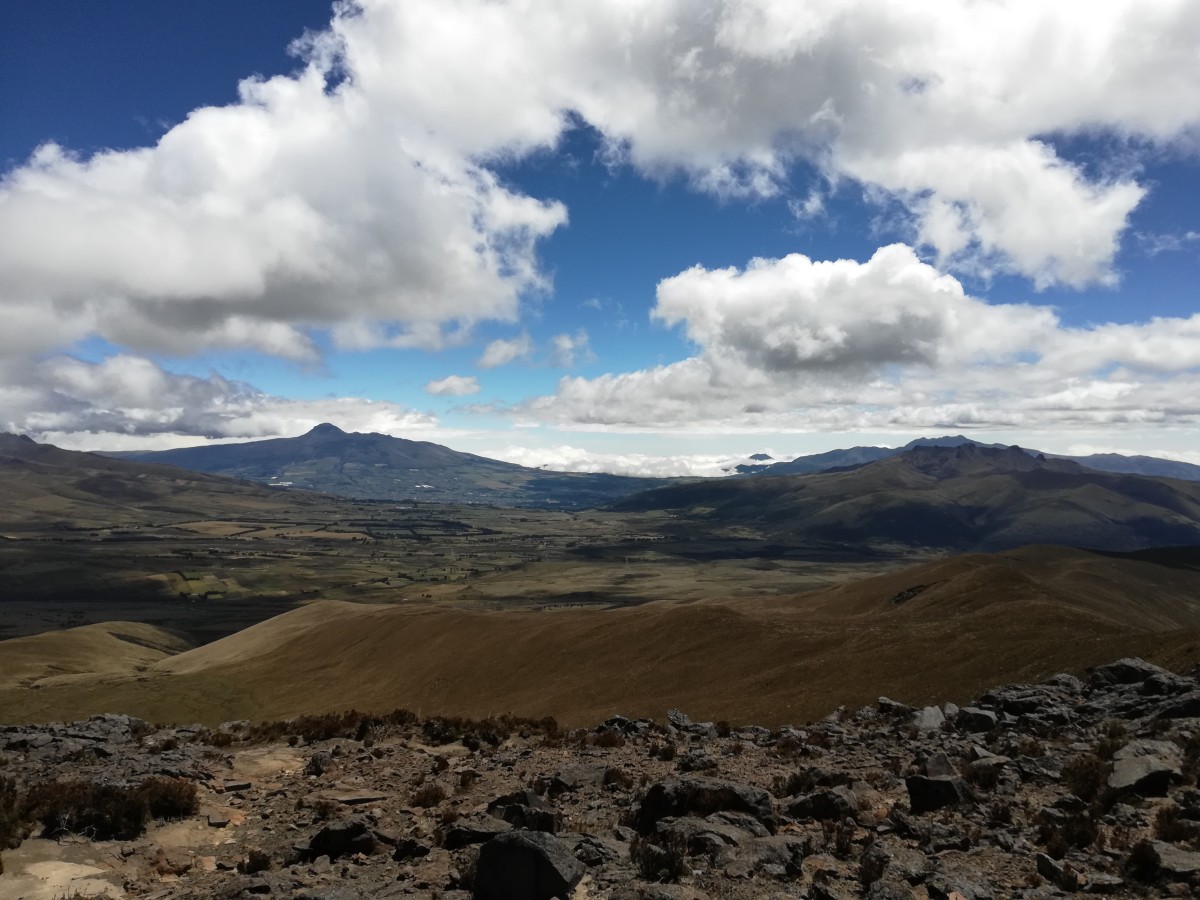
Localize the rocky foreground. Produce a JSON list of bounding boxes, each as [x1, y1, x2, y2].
[[4, 659, 1200, 898]]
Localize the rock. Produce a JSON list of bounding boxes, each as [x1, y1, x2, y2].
[[1089, 658, 1171, 687], [733, 834, 805, 876], [540, 763, 606, 797], [440, 813, 512, 850], [487, 789, 561, 833], [1108, 755, 1177, 796], [632, 776, 774, 834], [306, 816, 377, 860], [1155, 691, 1200, 719], [207, 813, 230, 828], [1142, 840, 1200, 880], [306, 751, 334, 776], [473, 830, 585, 900], [924, 752, 958, 778], [904, 775, 975, 814], [391, 838, 431, 862], [786, 786, 858, 822], [911, 706, 946, 732], [955, 707, 998, 733], [877, 697, 915, 717], [655, 816, 747, 859]]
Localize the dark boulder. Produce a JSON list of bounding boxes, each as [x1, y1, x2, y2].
[[633, 777, 774, 834], [306, 816, 376, 860], [474, 830, 586, 900], [785, 785, 858, 822], [904, 775, 975, 814]]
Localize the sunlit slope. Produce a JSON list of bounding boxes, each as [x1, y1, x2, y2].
[[614, 444, 1200, 551], [4, 546, 1200, 727], [0, 621, 191, 690]]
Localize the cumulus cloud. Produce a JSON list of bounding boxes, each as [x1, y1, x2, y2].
[[424, 374, 481, 396], [550, 329, 593, 367], [522, 244, 1200, 432], [4, 0, 1200, 448], [478, 333, 533, 368], [4, 0, 1198, 375], [0, 354, 447, 449]]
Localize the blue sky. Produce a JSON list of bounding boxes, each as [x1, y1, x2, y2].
[[2, 1, 1199, 475]]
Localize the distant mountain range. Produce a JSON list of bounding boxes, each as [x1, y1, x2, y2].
[[754, 434, 1200, 481], [107, 423, 675, 509], [612, 443, 1200, 552]]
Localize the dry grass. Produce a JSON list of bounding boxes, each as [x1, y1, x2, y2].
[[3, 546, 1200, 728]]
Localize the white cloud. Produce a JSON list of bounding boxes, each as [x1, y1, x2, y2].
[[0, 354, 451, 449], [3, 0, 1198, 375], [484, 443, 765, 478], [478, 333, 533, 368], [522, 244, 1200, 433], [550, 329, 593, 367], [424, 374, 481, 396]]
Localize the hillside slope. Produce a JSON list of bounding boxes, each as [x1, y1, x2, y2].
[[5, 545, 1200, 727], [0, 432, 339, 529], [615, 444, 1200, 552]]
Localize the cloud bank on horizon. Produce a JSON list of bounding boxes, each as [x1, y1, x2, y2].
[[2, 0, 1200, 474]]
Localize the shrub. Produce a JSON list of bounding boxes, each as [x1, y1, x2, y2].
[[1126, 840, 1160, 882], [0, 777, 26, 850], [603, 767, 635, 791], [1062, 753, 1108, 802], [22, 775, 198, 842], [631, 833, 689, 883], [593, 728, 626, 749], [24, 779, 147, 841], [139, 776, 198, 820], [410, 782, 448, 808]]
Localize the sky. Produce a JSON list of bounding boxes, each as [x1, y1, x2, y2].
[[2, 0, 1200, 477]]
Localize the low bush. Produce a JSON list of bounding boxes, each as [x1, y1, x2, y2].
[[631, 833, 689, 883], [410, 782, 448, 808], [23, 775, 198, 841]]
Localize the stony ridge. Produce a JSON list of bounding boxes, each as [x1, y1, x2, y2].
[[3, 658, 1200, 897]]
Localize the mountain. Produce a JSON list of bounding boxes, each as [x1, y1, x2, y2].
[[613, 443, 1200, 551], [757, 434, 1200, 481], [107, 423, 673, 509], [0, 431, 337, 529], [1064, 452, 1200, 480]]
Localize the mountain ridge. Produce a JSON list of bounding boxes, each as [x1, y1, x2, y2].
[[104, 423, 677, 509], [612, 443, 1200, 552]]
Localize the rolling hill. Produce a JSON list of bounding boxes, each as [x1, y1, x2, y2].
[[108, 423, 673, 508], [613, 443, 1200, 551], [4, 544, 1200, 727]]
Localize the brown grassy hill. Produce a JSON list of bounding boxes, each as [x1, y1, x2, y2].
[[614, 444, 1200, 551], [0, 621, 191, 690], [4, 545, 1200, 728]]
